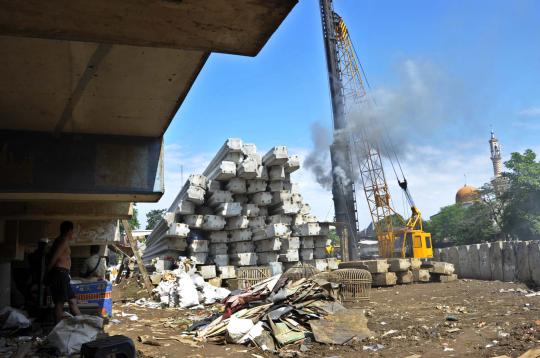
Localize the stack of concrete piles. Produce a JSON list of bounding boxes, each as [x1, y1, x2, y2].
[[338, 258, 456, 287], [143, 138, 333, 280]]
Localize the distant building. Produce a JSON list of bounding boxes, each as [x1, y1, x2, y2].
[[455, 184, 480, 206], [489, 130, 502, 178]]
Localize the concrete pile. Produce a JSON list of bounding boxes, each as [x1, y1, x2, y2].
[[338, 258, 456, 286], [143, 139, 333, 280]]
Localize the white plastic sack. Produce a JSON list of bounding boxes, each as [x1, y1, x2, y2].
[[0, 307, 31, 330], [226, 316, 254, 344], [177, 272, 199, 308], [47, 315, 103, 355], [201, 284, 230, 305]]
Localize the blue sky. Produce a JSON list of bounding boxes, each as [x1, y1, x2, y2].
[[138, 0, 540, 229]]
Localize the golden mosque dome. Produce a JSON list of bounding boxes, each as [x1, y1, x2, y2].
[[455, 184, 480, 204]]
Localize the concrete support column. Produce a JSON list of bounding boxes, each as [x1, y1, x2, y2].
[[0, 262, 11, 307]]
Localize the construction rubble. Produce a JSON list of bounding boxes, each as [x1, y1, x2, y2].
[[192, 273, 372, 350], [143, 138, 337, 281]]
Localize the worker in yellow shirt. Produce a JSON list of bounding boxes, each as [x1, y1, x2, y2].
[[325, 243, 334, 257]]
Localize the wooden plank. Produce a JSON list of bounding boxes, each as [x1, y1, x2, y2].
[[121, 219, 154, 297]]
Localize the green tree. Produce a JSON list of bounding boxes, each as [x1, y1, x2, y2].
[[119, 203, 140, 235], [328, 229, 340, 246], [426, 203, 497, 246], [146, 209, 166, 230], [501, 149, 540, 240]]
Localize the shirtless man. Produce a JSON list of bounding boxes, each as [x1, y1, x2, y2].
[[46, 221, 81, 322]]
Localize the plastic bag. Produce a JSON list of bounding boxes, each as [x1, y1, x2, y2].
[[226, 316, 254, 343], [177, 272, 199, 308], [0, 306, 31, 330], [47, 315, 103, 355]]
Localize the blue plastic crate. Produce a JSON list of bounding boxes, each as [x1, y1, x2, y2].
[[71, 281, 113, 317]]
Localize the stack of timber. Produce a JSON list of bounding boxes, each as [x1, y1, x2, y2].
[[142, 139, 334, 280], [338, 258, 456, 287]]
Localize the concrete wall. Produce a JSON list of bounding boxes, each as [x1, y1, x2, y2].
[[435, 240, 540, 285]]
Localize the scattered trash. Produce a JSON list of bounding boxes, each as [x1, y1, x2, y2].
[[382, 329, 399, 337], [445, 328, 461, 333], [363, 343, 384, 351], [137, 335, 161, 346], [194, 274, 369, 349], [446, 315, 458, 322], [486, 340, 499, 348], [47, 315, 103, 355], [498, 331, 510, 338], [443, 347, 455, 352]]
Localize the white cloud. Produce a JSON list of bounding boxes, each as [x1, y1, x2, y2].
[[518, 107, 540, 117]]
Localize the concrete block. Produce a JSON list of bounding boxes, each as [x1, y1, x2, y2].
[[256, 238, 282, 252], [314, 247, 327, 259], [176, 200, 195, 215], [226, 216, 249, 230], [468, 244, 481, 279], [502, 241, 517, 282], [339, 259, 388, 273], [490, 241, 504, 281], [255, 165, 269, 180], [208, 160, 236, 181], [327, 258, 339, 270], [208, 190, 234, 207], [409, 258, 422, 270], [300, 248, 314, 261], [432, 273, 458, 283], [284, 155, 300, 173], [268, 180, 287, 192], [263, 146, 289, 166], [293, 223, 321, 236], [271, 191, 292, 205], [301, 237, 314, 249], [458, 245, 472, 278], [268, 262, 284, 275], [269, 165, 286, 181], [228, 229, 252, 242], [313, 259, 328, 272], [292, 215, 305, 226], [183, 215, 204, 229], [251, 192, 273, 206], [197, 206, 214, 215], [516, 241, 532, 283], [209, 231, 229, 244], [279, 249, 300, 263], [224, 278, 240, 290], [280, 237, 300, 251], [299, 203, 311, 215], [431, 261, 455, 275], [438, 248, 448, 263], [447, 246, 460, 276], [189, 239, 209, 253], [215, 202, 242, 218], [224, 151, 244, 163], [242, 204, 260, 218], [248, 217, 266, 231], [218, 265, 236, 279], [242, 143, 257, 156], [252, 230, 268, 241], [229, 241, 255, 253], [186, 186, 206, 205], [198, 265, 217, 279], [230, 253, 258, 266], [270, 202, 300, 215], [268, 214, 293, 225], [396, 270, 414, 284], [528, 242, 540, 286], [213, 255, 229, 267], [372, 272, 397, 287], [161, 237, 188, 251], [313, 236, 328, 248], [234, 194, 249, 205], [266, 223, 290, 238], [201, 215, 226, 231], [258, 207, 268, 217], [207, 179, 222, 193], [238, 157, 259, 179], [167, 223, 190, 237], [188, 174, 208, 189], [226, 178, 247, 194], [479, 243, 491, 280], [412, 269, 430, 282], [387, 258, 411, 272], [247, 179, 268, 194], [258, 251, 280, 264], [209, 243, 228, 255], [189, 252, 208, 265]]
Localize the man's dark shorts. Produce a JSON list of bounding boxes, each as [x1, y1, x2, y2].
[[48, 267, 75, 303]]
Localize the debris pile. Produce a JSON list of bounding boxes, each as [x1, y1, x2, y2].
[[192, 274, 372, 351], [142, 138, 337, 281], [152, 259, 230, 308]]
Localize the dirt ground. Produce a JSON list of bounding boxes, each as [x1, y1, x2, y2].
[[106, 279, 540, 358]]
